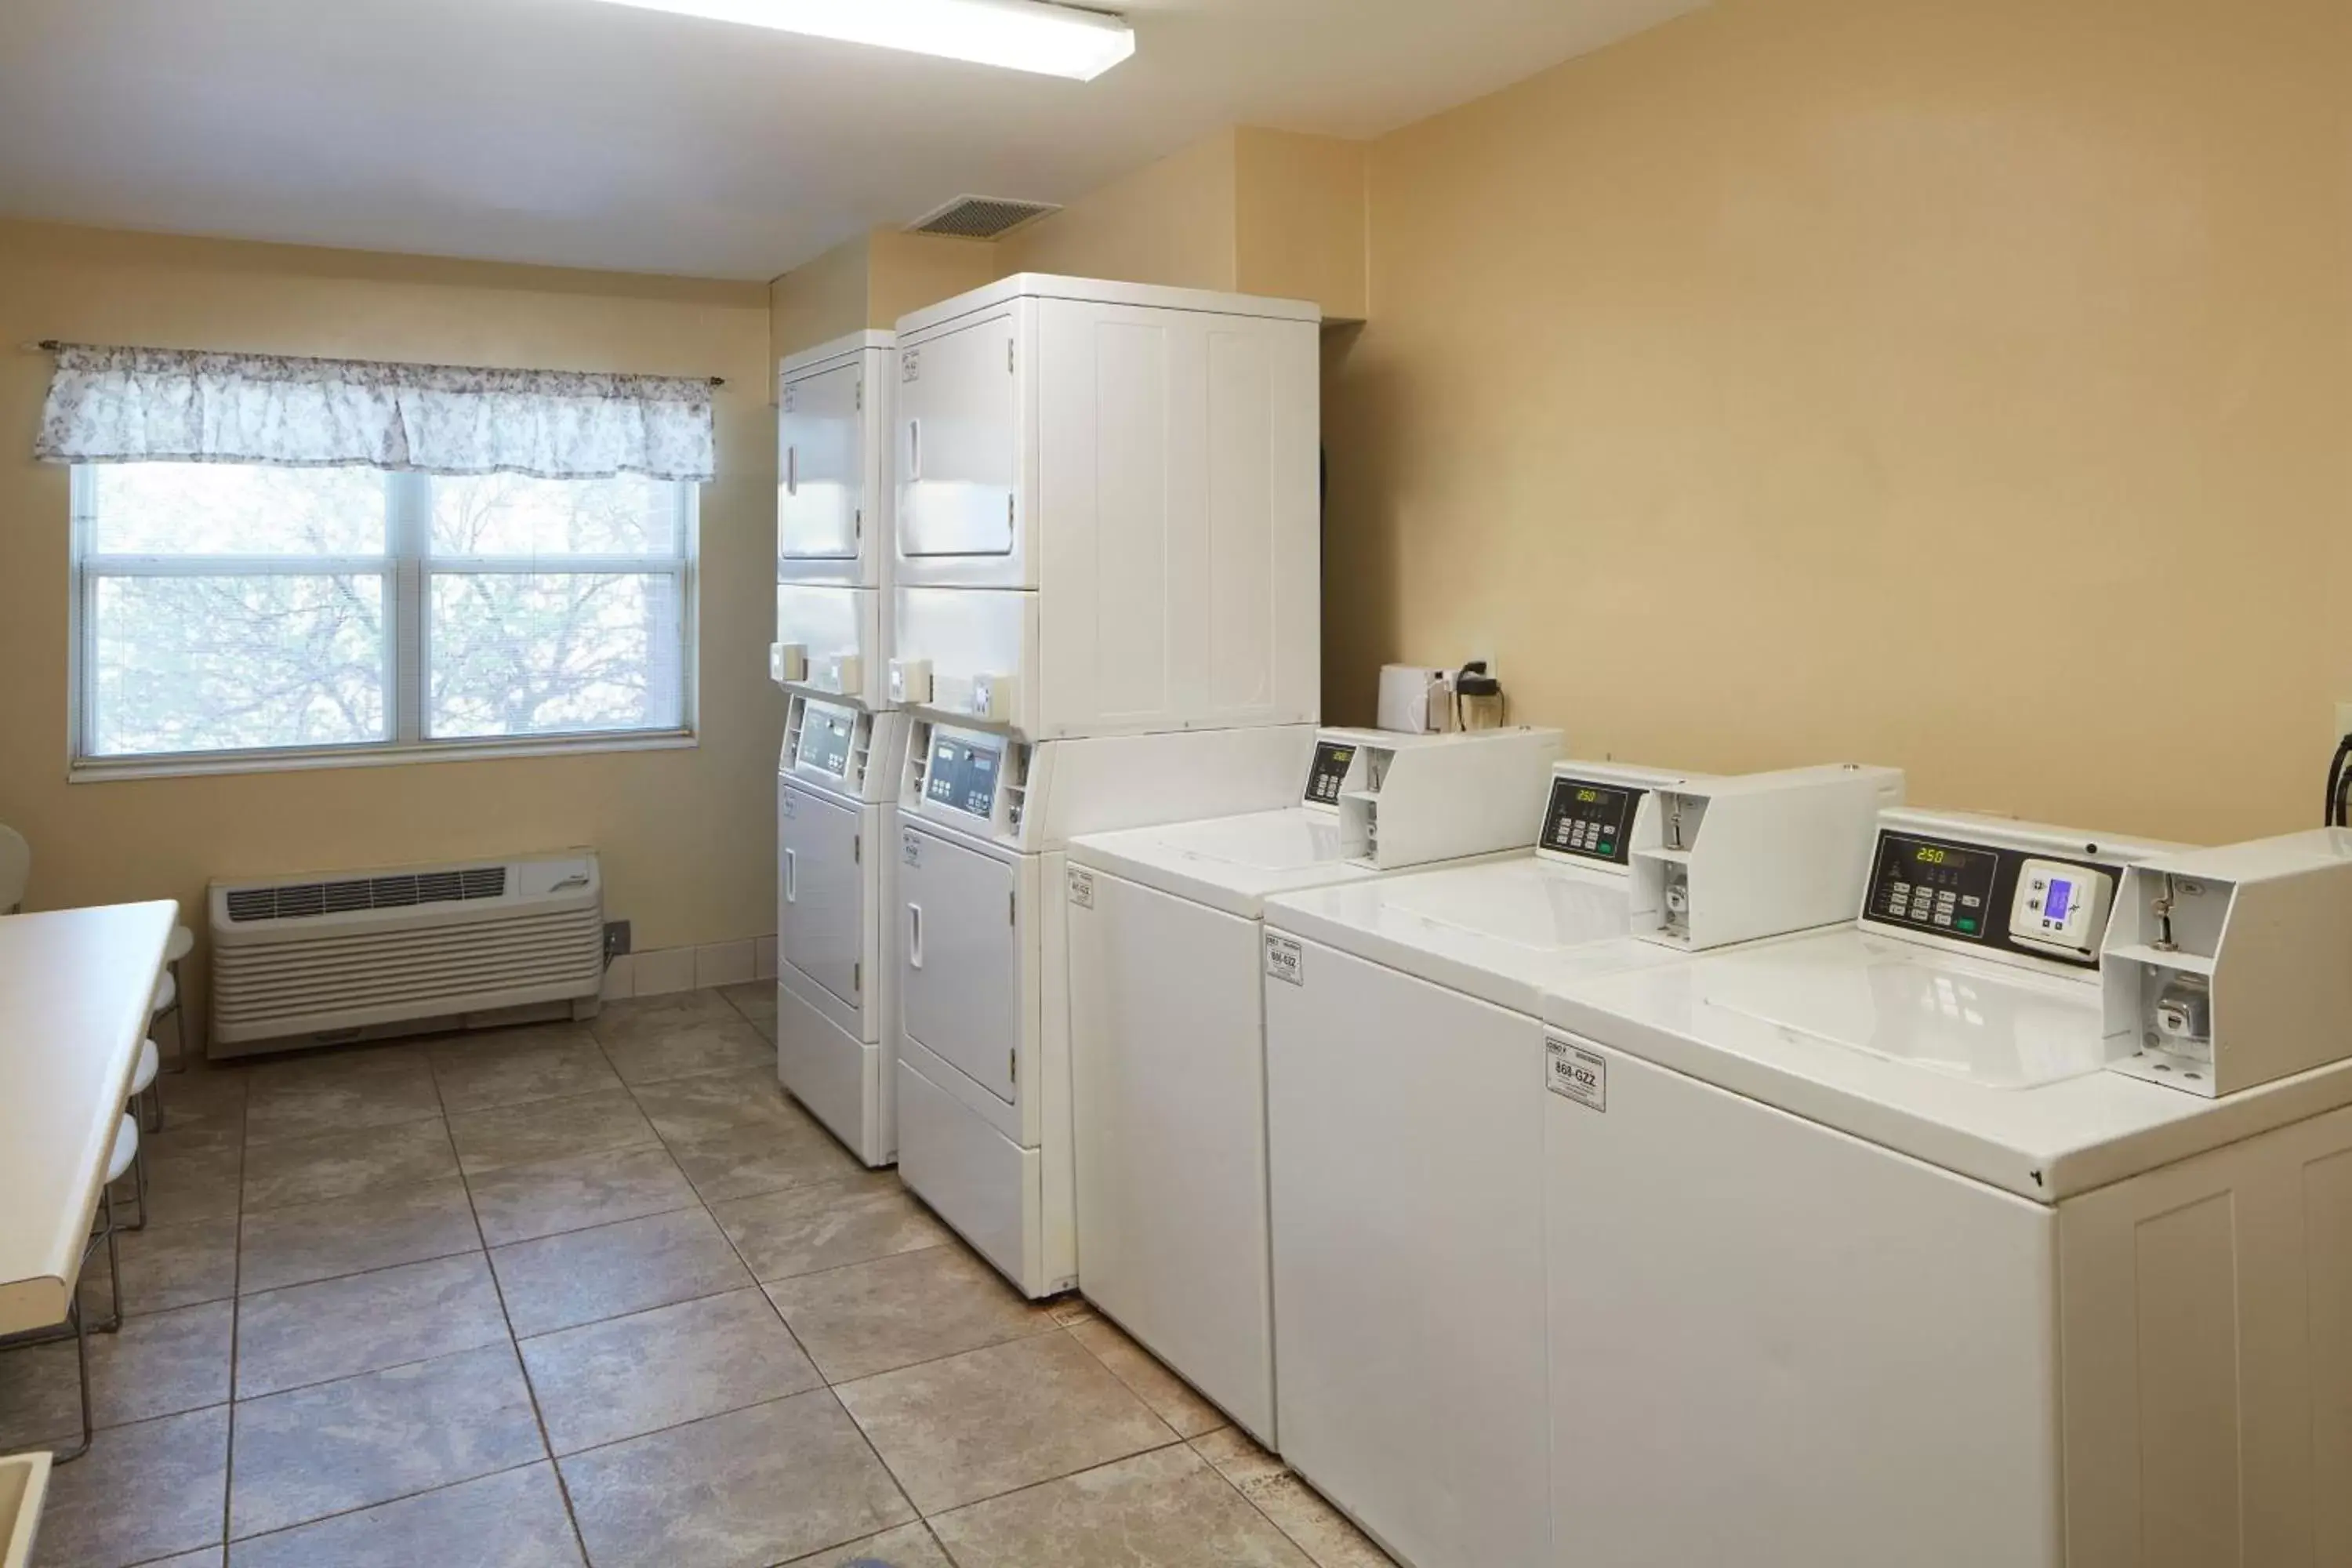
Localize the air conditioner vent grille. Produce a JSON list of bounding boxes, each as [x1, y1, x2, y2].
[[225, 865, 509, 924], [908, 194, 1062, 241]]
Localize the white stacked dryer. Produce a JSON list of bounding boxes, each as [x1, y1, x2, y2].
[[1260, 763, 1904, 1568], [887, 274, 1323, 1298], [1065, 725, 1565, 1446], [1538, 817, 2352, 1568], [774, 331, 910, 1165]]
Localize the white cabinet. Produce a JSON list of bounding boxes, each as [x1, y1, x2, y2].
[[891, 274, 1321, 740]]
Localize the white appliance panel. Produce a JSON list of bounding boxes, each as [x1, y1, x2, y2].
[[898, 1052, 1039, 1287], [1265, 939, 1550, 1568], [897, 310, 1020, 565], [779, 357, 863, 564], [1070, 869, 1275, 1443], [775, 977, 881, 1163], [777, 784, 864, 1013], [1543, 1036, 2062, 1568], [775, 585, 887, 710], [899, 824, 1021, 1105]]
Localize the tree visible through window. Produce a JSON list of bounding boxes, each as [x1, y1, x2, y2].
[[74, 463, 695, 767]]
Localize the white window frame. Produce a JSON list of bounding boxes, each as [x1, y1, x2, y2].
[[67, 466, 701, 782]]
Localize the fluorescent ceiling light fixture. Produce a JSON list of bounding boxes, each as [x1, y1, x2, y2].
[[581, 0, 1136, 80]]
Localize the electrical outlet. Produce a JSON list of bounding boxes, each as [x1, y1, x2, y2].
[[604, 920, 632, 960]]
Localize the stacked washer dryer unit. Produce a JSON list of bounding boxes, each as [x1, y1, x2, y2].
[[772, 330, 910, 1166], [1066, 724, 1566, 1447], [887, 274, 1323, 1298], [1260, 762, 1904, 1568], [1540, 818, 2352, 1568]]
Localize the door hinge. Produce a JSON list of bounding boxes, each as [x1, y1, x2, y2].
[[854, 834, 862, 864], [1007, 494, 1014, 528], [854, 508, 862, 540], [855, 380, 863, 412], [1009, 890, 1018, 924], [1009, 1047, 1018, 1083], [1007, 339, 1015, 374], [853, 960, 862, 995]]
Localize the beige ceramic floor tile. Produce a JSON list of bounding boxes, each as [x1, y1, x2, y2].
[[228, 1342, 545, 1540], [234, 1252, 509, 1398], [593, 991, 777, 1086], [663, 1118, 865, 1203], [446, 1087, 659, 1176], [1067, 1316, 1231, 1439], [240, 1116, 458, 1213], [242, 1047, 443, 1146], [490, 1206, 753, 1338], [929, 1443, 1316, 1568], [31, 1404, 228, 1568], [465, 1140, 700, 1247], [1189, 1428, 1397, 1568], [139, 1142, 245, 1227], [560, 1391, 913, 1568], [236, 1176, 481, 1294], [80, 1214, 239, 1316], [779, 1521, 953, 1568], [519, 1286, 821, 1455], [834, 1331, 1178, 1514], [0, 1298, 232, 1450], [626, 1065, 813, 1145], [762, 1244, 1055, 1383], [718, 979, 779, 1030], [710, 1174, 948, 1282], [225, 1461, 583, 1568], [426, 1025, 622, 1115]]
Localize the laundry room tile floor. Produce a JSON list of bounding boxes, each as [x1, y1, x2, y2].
[[0, 985, 1397, 1568]]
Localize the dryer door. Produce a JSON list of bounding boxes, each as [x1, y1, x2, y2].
[[898, 824, 1020, 1105], [779, 358, 866, 568], [898, 313, 1018, 565], [778, 785, 865, 1014]]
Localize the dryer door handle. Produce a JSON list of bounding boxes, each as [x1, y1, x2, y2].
[[906, 903, 924, 970], [782, 848, 797, 904]]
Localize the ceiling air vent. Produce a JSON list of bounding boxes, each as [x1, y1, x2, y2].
[[908, 195, 1062, 241]]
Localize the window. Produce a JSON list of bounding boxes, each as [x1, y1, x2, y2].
[[71, 463, 696, 773]]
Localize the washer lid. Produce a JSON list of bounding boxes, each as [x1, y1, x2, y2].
[[1544, 929, 2352, 1203], [1263, 855, 1675, 1015], [1069, 808, 1381, 919]]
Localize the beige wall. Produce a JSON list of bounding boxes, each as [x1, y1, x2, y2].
[[768, 228, 1001, 367], [1236, 129, 1368, 322], [0, 221, 779, 984], [1001, 129, 1240, 292], [1328, 0, 2352, 844]]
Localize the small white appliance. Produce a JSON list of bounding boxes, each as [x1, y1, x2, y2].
[[1065, 725, 1566, 1445], [775, 329, 895, 710], [1539, 815, 2352, 1567], [209, 851, 603, 1056], [886, 274, 1322, 741], [773, 330, 914, 1164], [775, 696, 912, 1164], [1261, 763, 1903, 1568], [894, 719, 1316, 1297]]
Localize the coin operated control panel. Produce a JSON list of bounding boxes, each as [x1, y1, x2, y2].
[[782, 695, 907, 804], [1860, 828, 2122, 968], [1330, 728, 1564, 872], [2102, 829, 2352, 1098], [898, 719, 1037, 849]]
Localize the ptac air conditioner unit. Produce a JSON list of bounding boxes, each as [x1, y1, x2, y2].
[[208, 851, 605, 1058]]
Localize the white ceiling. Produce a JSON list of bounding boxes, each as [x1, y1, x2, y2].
[[0, 0, 1701, 281]]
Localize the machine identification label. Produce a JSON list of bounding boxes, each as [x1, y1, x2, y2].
[[902, 833, 921, 867], [782, 794, 797, 818], [901, 350, 920, 383], [1264, 933, 1304, 986], [1067, 868, 1094, 909], [1546, 1033, 1607, 1112]]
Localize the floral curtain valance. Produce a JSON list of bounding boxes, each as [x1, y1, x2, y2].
[[34, 343, 716, 483]]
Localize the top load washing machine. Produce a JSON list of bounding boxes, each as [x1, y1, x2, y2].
[[1065, 724, 1566, 1446], [1539, 818, 2352, 1568], [1261, 763, 1904, 1568], [773, 331, 913, 1165], [886, 274, 1321, 741], [893, 719, 1316, 1298]]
